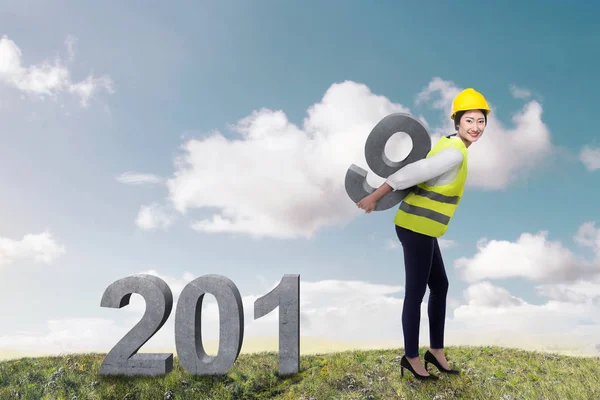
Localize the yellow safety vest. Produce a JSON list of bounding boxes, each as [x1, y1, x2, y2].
[[393, 135, 468, 237]]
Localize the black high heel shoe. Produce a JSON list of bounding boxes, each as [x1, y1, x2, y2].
[[424, 350, 460, 374], [400, 355, 439, 380]]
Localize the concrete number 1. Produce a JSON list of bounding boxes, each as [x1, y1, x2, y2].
[[98, 273, 300, 376]]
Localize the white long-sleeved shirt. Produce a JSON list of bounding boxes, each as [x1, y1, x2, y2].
[[385, 136, 465, 191]]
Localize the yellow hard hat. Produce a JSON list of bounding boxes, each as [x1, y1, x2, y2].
[[450, 88, 491, 120]]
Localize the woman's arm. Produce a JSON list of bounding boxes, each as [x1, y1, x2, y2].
[[371, 148, 463, 201]]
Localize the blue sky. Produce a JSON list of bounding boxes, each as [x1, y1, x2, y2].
[[1, 0, 600, 358]]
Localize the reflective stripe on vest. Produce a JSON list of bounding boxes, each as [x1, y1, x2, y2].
[[411, 187, 460, 205], [398, 195, 456, 225], [393, 135, 468, 238]]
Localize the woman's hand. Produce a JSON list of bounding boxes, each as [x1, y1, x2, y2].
[[357, 194, 377, 213]]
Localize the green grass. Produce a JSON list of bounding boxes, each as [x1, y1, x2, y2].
[[1, 345, 600, 399]]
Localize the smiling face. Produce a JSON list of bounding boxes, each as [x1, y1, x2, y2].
[[456, 110, 487, 147]]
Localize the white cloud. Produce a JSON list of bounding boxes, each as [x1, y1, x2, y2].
[[164, 81, 410, 239], [0, 276, 407, 353], [0, 318, 122, 354], [135, 203, 176, 230], [574, 221, 600, 255], [509, 84, 532, 99], [128, 78, 553, 239], [462, 281, 525, 307], [116, 172, 163, 185], [535, 281, 600, 305], [579, 146, 600, 171], [0, 231, 65, 268], [387, 237, 455, 251], [438, 238, 457, 249], [416, 78, 461, 112], [4, 275, 600, 357], [0, 35, 113, 107], [455, 223, 600, 283], [449, 279, 600, 355], [416, 77, 554, 190]]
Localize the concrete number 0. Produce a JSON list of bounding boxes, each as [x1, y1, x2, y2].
[[345, 113, 432, 210], [98, 273, 300, 376]]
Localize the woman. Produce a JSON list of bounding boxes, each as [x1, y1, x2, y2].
[[357, 88, 490, 380]]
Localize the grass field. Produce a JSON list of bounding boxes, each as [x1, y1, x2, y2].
[[2, 342, 600, 399]]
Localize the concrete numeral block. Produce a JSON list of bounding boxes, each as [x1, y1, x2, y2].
[[99, 274, 174, 376], [255, 274, 300, 375], [345, 113, 431, 210], [99, 273, 301, 376], [175, 274, 244, 375]]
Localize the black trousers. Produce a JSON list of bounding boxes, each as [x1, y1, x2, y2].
[[395, 224, 449, 357]]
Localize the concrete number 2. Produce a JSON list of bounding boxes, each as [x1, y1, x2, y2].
[[344, 113, 432, 210], [98, 273, 300, 376]]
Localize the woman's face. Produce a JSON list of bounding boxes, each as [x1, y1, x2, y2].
[[457, 110, 486, 146]]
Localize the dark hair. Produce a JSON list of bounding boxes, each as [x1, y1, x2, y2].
[[454, 109, 488, 130]]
